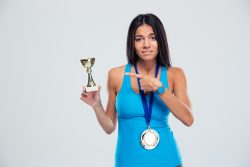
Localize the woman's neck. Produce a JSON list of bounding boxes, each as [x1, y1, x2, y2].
[[136, 59, 157, 75]]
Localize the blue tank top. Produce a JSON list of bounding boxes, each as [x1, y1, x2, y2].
[[115, 63, 182, 167]]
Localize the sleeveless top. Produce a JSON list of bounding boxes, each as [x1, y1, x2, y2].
[[115, 63, 182, 167]]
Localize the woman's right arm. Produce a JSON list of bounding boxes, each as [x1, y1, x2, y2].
[[80, 68, 118, 134]]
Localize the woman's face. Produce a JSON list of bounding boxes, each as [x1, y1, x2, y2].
[[134, 24, 158, 62]]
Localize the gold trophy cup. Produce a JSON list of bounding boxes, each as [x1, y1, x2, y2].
[[80, 58, 98, 92]]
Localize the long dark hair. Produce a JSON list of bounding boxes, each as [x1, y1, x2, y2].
[[126, 13, 171, 67]]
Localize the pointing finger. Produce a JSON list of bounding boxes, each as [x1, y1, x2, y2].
[[124, 72, 143, 78]]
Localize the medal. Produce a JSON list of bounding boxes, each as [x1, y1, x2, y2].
[[140, 126, 160, 150], [134, 64, 160, 150]]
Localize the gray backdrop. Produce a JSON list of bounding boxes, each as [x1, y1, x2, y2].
[[0, 0, 250, 166]]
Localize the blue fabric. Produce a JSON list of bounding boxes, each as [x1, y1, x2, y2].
[[115, 63, 183, 167]]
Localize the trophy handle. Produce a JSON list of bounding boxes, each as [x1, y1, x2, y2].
[[87, 73, 96, 87], [87, 67, 96, 87]]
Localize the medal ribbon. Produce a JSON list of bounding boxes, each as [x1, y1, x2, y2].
[[134, 64, 160, 128]]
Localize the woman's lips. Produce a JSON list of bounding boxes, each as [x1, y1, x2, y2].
[[142, 50, 153, 54]]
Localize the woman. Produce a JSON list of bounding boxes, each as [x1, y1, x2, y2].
[[80, 13, 194, 167]]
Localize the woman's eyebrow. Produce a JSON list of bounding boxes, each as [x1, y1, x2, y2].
[[135, 33, 155, 38], [135, 35, 143, 38]]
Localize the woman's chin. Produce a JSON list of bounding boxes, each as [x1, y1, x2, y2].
[[138, 55, 157, 61]]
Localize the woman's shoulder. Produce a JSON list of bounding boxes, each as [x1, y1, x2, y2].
[[108, 64, 127, 81], [108, 64, 127, 76], [108, 64, 127, 90], [168, 66, 185, 74], [167, 66, 187, 82]]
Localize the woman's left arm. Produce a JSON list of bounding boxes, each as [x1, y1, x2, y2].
[[159, 67, 194, 127], [125, 68, 194, 127]]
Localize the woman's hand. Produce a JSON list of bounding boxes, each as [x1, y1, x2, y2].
[[125, 72, 162, 92], [80, 85, 102, 108]]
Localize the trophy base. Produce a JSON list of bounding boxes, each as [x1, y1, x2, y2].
[[86, 85, 98, 92]]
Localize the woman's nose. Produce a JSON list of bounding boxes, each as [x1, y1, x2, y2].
[[143, 38, 150, 48]]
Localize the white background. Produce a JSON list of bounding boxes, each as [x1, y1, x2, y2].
[[0, 0, 250, 166]]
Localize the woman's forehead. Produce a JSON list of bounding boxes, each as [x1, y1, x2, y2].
[[135, 24, 155, 35]]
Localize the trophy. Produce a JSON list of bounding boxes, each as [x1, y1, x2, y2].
[[80, 58, 98, 92]]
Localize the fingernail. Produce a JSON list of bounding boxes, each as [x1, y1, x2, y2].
[[124, 72, 128, 75]]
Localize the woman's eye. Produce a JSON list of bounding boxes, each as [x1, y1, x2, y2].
[[151, 36, 156, 40], [135, 38, 142, 41]]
